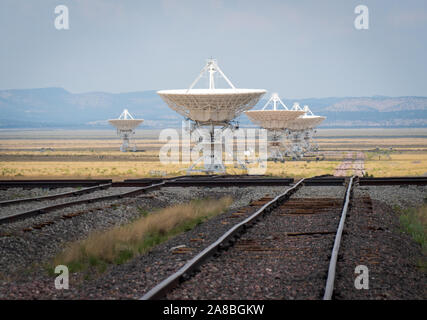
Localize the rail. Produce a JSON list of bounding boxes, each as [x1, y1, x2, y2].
[[323, 176, 355, 300], [140, 178, 305, 300], [0, 183, 112, 207], [0, 182, 165, 225]]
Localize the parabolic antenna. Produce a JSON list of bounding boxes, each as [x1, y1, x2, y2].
[[108, 109, 143, 152], [283, 103, 326, 159], [158, 59, 266, 127], [285, 103, 326, 131], [157, 59, 266, 173], [245, 93, 305, 162], [245, 93, 305, 130]]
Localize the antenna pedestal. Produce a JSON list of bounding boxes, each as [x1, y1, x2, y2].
[[267, 130, 285, 162], [186, 123, 227, 174], [284, 128, 323, 159], [118, 129, 137, 152]]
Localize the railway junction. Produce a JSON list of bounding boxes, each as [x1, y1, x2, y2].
[[0, 175, 425, 300]]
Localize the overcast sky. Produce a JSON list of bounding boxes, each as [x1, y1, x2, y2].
[[0, 0, 426, 98]]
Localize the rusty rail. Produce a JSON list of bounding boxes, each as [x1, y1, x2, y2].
[[323, 176, 355, 300], [359, 176, 427, 185], [0, 182, 165, 225], [0, 183, 112, 207], [0, 179, 112, 189], [140, 179, 305, 300]]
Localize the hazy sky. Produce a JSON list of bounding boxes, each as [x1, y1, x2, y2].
[[0, 0, 426, 98]]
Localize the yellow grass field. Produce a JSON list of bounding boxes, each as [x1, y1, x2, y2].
[[0, 129, 426, 179], [364, 153, 427, 177]]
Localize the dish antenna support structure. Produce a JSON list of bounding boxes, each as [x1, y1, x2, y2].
[[158, 59, 266, 173], [283, 103, 326, 159], [108, 109, 144, 152], [245, 93, 305, 162]]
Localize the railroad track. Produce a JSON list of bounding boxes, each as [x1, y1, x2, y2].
[[0, 179, 112, 189], [359, 176, 427, 185], [0, 183, 112, 207], [0, 175, 425, 226], [0, 174, 424, 299], [114, 178, 295, 187], [0, 175, 272, 225], [141, 177, 355, 300], [0, 176, 334, 226], [1, 175, 425, 189], [0, 182, 165, 225]]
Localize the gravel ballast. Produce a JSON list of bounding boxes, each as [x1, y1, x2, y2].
[[0, 185, 290, 299], [0, 186, 141, 218], [335, 193, 426, 299], [355, 185, 426, 209], [0, 187, 77, 202], [0, 183, 425, 300], [166, 196, 343, 300]]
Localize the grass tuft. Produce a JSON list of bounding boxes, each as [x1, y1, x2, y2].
[[398, 204, 427, 271], [53, 197, 233, 273], [399, 205, 427, 250]]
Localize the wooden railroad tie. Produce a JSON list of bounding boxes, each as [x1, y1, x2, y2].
[[286, 231, 336, 236], [172, 247, 193, 254]]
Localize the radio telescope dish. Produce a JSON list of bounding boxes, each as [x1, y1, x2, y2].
[[283, 103, 326, 159], [244, 93, 305, 162], [285, 103, 326, 130], [157, 59, 266, 173], [108, 109, 143, 152], [158, 59, 266, 127], [245, 93, 305, 130], [158, 89, 266, 126]]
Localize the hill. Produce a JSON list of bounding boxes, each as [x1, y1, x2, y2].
[[0, 88, 426, 128]]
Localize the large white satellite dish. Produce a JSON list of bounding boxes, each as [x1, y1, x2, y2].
[[283, 103, 326, 159], [108, 109, 143, 152], [245, 93, 305, 130], [285, 103, 326, 131], [157, 59, 266, 173], [245, 94, 326, 160], [158, 89, 266, 125], [245, 93, 305, 161]]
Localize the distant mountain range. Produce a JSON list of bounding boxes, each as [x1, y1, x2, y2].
[[0, 88, 426, 128]]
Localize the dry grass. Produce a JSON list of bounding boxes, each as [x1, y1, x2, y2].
[[53, 197, 233, 271], [0, 159, 342, 179], [364, 153, 427, 176], [0, 139, 183, 151], [0, 161, 187, 180], [0, 150, 161, 157], [223, 160, 340, 178], [317, 137, 427, 150], [269, 160, 340, 178], [2, 155, 426, 179], [3, 137, 425, 152], [1, 129, 427, 179]]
